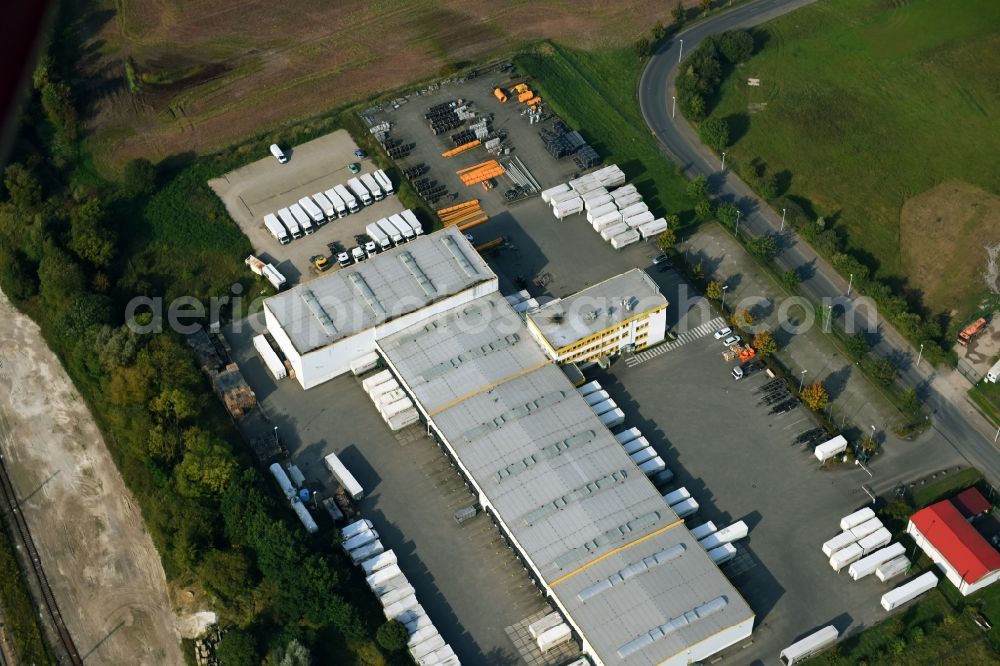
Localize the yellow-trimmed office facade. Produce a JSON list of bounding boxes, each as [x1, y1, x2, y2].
[[528, 304, 668, 365]]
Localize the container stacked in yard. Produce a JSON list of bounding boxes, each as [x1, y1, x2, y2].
[[830, 543, 864, 572], [876, 555, 911, 582], [362, 370, 393, 392], [350, 539, 385, 564], [638, 218, 669, 240], [609, 183, 637, 200], [611, 230, 641, 250], [623, 211, 654, 229], [253, 335, 287, 380], [822, 531, 860, 558], [342, 518, 374, 539], [698, 521, 749, 550], [583, 192, 613, 211], [537, 624, 572, 653], [541, 183, 571, 203], [552, 196, 584, 220], [587, 202, 618, 223], [342, 528, 379, 553], [323, 188, 348, 217], [600, 222, 629, 241], [291, 203, 315, 235], [361, 550, 398, 576], [335, 184, 359, 213], [848, 542, 905, 581], [278, 207, 303, 239], [840, 507, 876, 530], [857, 527, 892, 555], [707, 543, 738, 564], [850, 517, 883, 540], [881, 572, 938, 611], [381, 397, 414, 420], [690, 521, 718, 541], [263, 213, 290, 244], [324, 452, 364, 500], [592, 211, 623, 232], [619, 202, 649, 219]]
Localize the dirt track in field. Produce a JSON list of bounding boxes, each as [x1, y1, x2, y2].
[[81, 0, 695, 171], [0, 289, 185, 666]]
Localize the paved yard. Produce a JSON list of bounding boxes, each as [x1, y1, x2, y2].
[[209, 130, 404, 285], [225, 317, 553, 665]]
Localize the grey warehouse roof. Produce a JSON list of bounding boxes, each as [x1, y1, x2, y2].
[[264, 227, 495, 354], [527, 268, 668, 350], [377, 295, 752, 666]]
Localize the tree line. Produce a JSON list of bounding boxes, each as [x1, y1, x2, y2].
[[0, 7, 402, 665]]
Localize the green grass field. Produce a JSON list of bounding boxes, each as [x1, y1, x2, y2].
[[707, 0, 1000, 321], [515, 44, 694, 220]]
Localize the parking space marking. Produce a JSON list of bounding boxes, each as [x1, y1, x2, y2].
[[625, 317, 726, 367]]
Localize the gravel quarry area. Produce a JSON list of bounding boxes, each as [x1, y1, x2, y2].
[[0, 289, 185, 666]]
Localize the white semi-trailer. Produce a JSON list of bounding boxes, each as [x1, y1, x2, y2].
[[628, 446, 656, 466], [578, 380, 603, 397], [590, 398, 617, 416], [638, 456, 666, 475], [374, 169, 394, 194], [324, 452, 364, 500], [690, 521, 717, 541], [821, 531, 859, 558], [388, 214, 415, 242], [829, 543, 864, 572], [324, 188, 348, 217], [672, 497, 699, 518], [253, 335, 287, 380], [614, 427, 640, 445], [263, 213, 290, 244], [361, 550, 398, 576], [348, 177, 372, 206], [663, 487, 691, 506], [623, 436, 650, 455], [698, 521, 749, 550], [599, 408, 625, 428], [401, 209, 423, 236], [779, 626, 838, 665], [366, 222, 393, 251], [848, 542, 905, 581], [299, 196, 325, 225], [881, 572, 937, 611], [312, 192, 336, 220], [277, 207, 302, 239], [290, 203, 315, 235], [840, 507, 876, 531], [361, 172, 385, 201], [376, 218, 404, 245], [335, 184, 359, 213]]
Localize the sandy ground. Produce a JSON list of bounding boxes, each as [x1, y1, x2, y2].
[[0, 289, 184, 666]]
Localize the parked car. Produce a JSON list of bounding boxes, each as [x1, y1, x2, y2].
[[354, 149, 367, 159], [714, 326, 732, 340], [731, 366, 744, 381], [723, 335, 742, 346], [348, 162, 361, 174], [653, 254, 672, 268]]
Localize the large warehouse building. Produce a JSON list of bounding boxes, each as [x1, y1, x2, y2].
[[263, 227, 497, 389], [526, 269, 668, 365], [263, 229, 754, 663]]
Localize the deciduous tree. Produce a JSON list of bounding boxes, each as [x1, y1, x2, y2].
[[706, 280, 723, 300], [699, 116, 729, 150], [801, 382, 829, 411], [753, 330, 777, 357], [376, 620, 409, 652], [657, 228, 677, 252]]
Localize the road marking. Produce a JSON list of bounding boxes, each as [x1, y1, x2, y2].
[[625, 317, 726, 367]]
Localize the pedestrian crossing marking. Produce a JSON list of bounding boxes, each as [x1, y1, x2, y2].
[[625, 317, 726, 367]]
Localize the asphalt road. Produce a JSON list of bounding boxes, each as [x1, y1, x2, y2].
[[638, 0, 1000, 484]]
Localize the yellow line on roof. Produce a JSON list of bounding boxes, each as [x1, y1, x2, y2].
[[427, 360, 551, 417], [550, 518, 685, 587]]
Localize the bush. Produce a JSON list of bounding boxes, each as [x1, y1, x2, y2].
[[122, 158, 158, 198], [657, 229, 677, 252], [216, 630, 259, 666], [699, 117, 729, 150], [801, 382, 829, 411], [686, 175, 709, 200], [865, 356, 896, 386], [706, 280, 723, 300], [716, 202, 738, 229], [780, 269, 800, 289], [635, 37, 652, 59], [718, 30, 755, 63], [748, 233, 778, 261], [845, 331, 870, 361], [375, 620, 409, 652]]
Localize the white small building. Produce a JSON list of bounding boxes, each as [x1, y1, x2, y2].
[[263, 228, 497, 389], [526, 269, 668, 365]]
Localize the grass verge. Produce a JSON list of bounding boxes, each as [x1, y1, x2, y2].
[[910, 468, 985, 509]]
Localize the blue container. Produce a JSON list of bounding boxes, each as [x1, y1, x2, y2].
[[298, 488, 311, 503]]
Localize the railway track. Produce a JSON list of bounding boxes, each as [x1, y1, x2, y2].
[[0, 444, 82, 666]]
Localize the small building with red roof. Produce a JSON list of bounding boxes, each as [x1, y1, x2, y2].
[[907, 494, 1000, 596], [951, 487, 992, 520]]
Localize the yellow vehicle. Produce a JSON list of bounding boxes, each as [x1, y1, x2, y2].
[[312, 255, 331, 272]]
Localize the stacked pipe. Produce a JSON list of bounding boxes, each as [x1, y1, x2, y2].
[[442, 140, 480, 158], [341, 518, 461, 665], [457, 160, 505, 186], [437, 200, 487, 229]]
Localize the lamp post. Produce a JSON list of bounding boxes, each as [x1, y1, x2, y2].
[[678, 39, 684, 63], [799, 369, 807, 391], [734, 210, 741, 236], [780, 208, 786, 232], [671, 95, 676, 119], [721, 152, 727, 172], [721, 284, 729, 310], [916, 343, 924, 368], [847, 273, 854, 296]]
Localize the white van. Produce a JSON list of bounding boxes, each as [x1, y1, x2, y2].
[[986, 359, 1000, 383], [270, 144, 288, 164]]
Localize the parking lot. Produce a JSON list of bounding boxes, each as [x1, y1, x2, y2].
[[225, 316, 551, 665], [593, 334, 900, 664], [209, 130, 404, 284]]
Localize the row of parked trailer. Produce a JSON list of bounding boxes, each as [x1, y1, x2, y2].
[[340, 518, 461, 665], [822, 506, 938, 610], [263, 169, 395, 245], [578, 380, 750, 565], [362, 369, 420, 431], [353, 208, 424, 264], [541, 165, 670, 249]]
